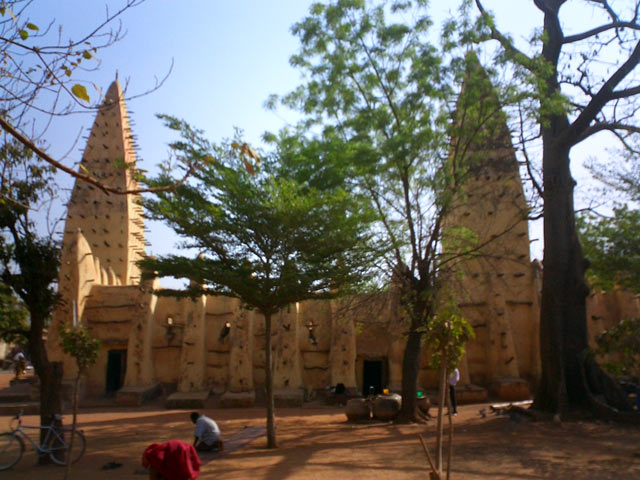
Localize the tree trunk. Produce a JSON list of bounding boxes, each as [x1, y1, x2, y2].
[[264, 311, 277, 448], [64, 374, 80, 479], [29, 312, 63, 457], [446, 376, 453, 480], [530, 0, 637, 422], [534, 141, 633, 417], [396, 319, 423, 423]]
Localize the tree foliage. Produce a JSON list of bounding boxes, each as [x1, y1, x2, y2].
[[140, 115, 375, 448], [595, 317, 640, 380], [58, 323, 99, 478], [424, 300, 474, 375], [281, 0, 510, 422], [141, 116, 374, 308], [0, 282, 29, 345], [0, 139, 59, 324], [578, 206, 640, 293], [283, 0, 452, 424], [0, 137, 63, 444], [423, 299, 474, 479], [58, 324, 100, 374]]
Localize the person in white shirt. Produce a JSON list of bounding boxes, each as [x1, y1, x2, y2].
[[448, 368, 459, 416], [190, 412, 223, 452], [13, 351, 26, 380]]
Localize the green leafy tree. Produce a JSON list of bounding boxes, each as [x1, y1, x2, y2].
[[140, 116, 375, 449], [580, 155, 640, 293], [423, 300, 473, 480], [458, 0, 640, 420], [577, 181, 640, 385], [280, 0, 515, 422], [0, 139, 63, 449], [587, 153, 640, 205], [58, 324, 99, 479], [0, 282, 29, 345], [594, 317, 640, 380], [578, 207, 640, 293]]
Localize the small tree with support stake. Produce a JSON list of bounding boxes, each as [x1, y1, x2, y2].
[[58, 323, 100, 479], [420, 300, 473, 480]]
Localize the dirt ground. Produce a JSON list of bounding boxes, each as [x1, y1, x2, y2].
[[0, 379, 638, 479]]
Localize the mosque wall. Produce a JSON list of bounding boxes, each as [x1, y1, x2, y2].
[[46, 80, 636, 405]]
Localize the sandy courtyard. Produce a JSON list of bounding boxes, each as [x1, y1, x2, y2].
[[0, 397, 638, 480]]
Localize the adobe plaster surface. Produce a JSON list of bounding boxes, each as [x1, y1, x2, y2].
[[45, 80, 635, 406]]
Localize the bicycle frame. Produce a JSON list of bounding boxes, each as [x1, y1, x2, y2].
[[12, 423, 67, 455]]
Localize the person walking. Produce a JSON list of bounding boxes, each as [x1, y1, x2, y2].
[[448, 367, 459, 416]]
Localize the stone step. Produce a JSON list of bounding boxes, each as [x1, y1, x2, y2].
[[0, 402, 39, 415], [219, 391, 255, 408], [490, 378, 531, 402], [0, 391, 33, 403], [166, 390, 210, 409], [274, 388, 304, 408], [456, 384, 489, 404], [116, 383, 162, 407]]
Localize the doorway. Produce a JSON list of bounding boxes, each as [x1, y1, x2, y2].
[[105, 349, 127, 396], [362, 359, 385, 396]]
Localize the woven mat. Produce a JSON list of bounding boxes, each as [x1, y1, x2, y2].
[[199, 425, 266, 464]]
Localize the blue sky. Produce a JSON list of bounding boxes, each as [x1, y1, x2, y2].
[[31, 1, 326, 274], [26, 1, 618, 280]]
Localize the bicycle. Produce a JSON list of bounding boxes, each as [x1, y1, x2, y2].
[[0, 411, 86, 470]]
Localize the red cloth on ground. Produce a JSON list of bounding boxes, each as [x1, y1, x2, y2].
[[142, 440, 201, 480]]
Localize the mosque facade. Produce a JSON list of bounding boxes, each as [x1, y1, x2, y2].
[[45, 81, 634, 407]]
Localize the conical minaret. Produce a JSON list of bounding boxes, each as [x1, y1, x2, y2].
[[442, 53, 539, 384], [444, 51, 530, 273], [62, 80, 146, 286]]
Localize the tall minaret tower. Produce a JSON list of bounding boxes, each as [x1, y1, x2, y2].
[[49, 80, 147, 377], [62, 80, 146, 286], [443, 53, 539, 385]]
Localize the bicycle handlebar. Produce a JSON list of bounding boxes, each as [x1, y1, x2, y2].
[[9, 410, 23, 430]]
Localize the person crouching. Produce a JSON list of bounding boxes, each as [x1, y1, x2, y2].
[[190, 412, 224, 452]]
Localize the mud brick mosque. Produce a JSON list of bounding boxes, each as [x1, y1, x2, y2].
[[45, 81, 637, 408]]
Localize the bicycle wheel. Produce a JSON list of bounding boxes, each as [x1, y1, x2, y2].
[[0, 432, 24, 470], [48, 428, 86, 466]]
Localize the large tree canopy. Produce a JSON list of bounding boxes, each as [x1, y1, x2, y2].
[[0, 138, 63, 445], [280, 0, 513, 422], [578, 206, 640, 293], [140, 116, 375, 448], [282, 0, 453, 422]]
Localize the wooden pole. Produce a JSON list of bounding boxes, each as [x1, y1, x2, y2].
[[435, 349, 447, 475], [418, 434, 437, 473], [446, 384, 453, 480]]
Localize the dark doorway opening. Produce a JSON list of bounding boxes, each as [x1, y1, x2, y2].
[[362, 360, 384, 396], [105, 349, 127, 396]]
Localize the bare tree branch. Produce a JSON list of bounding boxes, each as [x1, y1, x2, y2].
[[0, 115, 199, 195], [475, 0, 535, 71], [565, 38, 640, 146], [563, 21, 640, 44]]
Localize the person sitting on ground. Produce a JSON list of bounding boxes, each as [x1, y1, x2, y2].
[[190, 411, 223, 452], [142, 440, 200, 480]]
